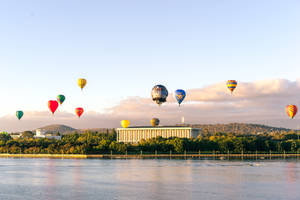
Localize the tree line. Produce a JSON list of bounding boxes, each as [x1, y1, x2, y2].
[[0, 130, 300, 154]]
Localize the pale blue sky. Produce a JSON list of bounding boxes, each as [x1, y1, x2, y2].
[[0, 0, 300, 117]]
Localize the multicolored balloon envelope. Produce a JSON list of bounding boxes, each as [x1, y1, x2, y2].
[[227, 80, 237, 94], [57, 95, 65, 105], [48, 100, 59, 114], [151, 118, 160, 127], [78, 78, 87, 90], [75, 107, 84, 118], [151, 85, 168, 106], [286, 105, 297, 119], [16, 111, 24, 120], [174, 89, 186, 106], [121, 120, 130, 128]]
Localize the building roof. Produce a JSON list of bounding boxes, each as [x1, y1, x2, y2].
[[117, 126, 201, 129]]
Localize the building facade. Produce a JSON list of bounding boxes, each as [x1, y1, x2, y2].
[[117, 126, 201, 143], [35, 129, 61, 140]]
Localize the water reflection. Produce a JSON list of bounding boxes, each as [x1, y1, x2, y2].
[[286, 162, 298, 199], [45, 159, 56, 200], [287, 162, 297, 183], [0, 159, 299, 200]]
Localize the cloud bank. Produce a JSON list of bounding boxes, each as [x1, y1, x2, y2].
[[1, 78, 300, 132]]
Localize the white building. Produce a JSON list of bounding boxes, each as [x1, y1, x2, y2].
[[36, 129, 46, 137], [35, 129, 61, 140], [117, 126, 201, 143], [9, 133, 22, 139]]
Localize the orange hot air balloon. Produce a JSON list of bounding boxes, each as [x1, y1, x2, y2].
[[75, 107, 84, 118], [48, 100, 59, 114], [286, 105, 297, 119]]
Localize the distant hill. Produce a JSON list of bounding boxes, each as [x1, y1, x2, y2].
[[35, 123, 293, 135], [36, 124, 77, 134], [187, 123, 292, 135], [35, 125, 114, 135]]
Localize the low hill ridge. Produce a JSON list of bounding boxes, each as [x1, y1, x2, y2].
[[36, 124, 77, 134], [188, 123, 292, 135], [34, 123, 294, 135]]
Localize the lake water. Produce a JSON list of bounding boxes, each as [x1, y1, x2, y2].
[[0, 158, 299, 200]]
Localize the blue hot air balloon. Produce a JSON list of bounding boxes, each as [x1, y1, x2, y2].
[[175, 89, 186, 106]]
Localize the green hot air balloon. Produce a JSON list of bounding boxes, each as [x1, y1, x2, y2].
[[57, 95, 66, 105], [16, 111, 24, 120]]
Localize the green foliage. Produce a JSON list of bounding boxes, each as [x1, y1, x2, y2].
[[0, 133, 12, 142], [135, 132, 300, 153], [0, 130, 299, 154], [0, 131, 120, 154], [21, 131, 34, 139]]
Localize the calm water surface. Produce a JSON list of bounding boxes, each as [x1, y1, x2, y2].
[[0, 158, 299, 200]]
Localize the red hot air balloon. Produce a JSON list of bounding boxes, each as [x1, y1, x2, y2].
[[75, 107, 84, 118], [48, 100, 59, 114], [286, 105, 298, 119]]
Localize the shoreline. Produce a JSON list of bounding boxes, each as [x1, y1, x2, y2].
[[0, 153, 299, 159]]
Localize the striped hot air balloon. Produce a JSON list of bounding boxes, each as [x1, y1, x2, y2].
[[286, 105, 298, 119], [227, 80, 237, 94]]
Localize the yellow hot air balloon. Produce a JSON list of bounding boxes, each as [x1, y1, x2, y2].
[[78, 78, 87, 90], [121, 120, 130, 128]]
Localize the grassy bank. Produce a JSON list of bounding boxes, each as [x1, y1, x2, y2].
[[0, 153, 299, 159]]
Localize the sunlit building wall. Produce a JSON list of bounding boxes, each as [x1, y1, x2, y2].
[[117, 127, 201, 143]]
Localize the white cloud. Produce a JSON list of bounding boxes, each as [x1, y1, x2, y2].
[[1, 79, 300, 132]]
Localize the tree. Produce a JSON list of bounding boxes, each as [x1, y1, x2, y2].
[[291, 141, 297, 152], [0, 133, 12, 142], [53, 132, 61, 136], [168, 138, 184, 153], [21, 131, 34, 139]]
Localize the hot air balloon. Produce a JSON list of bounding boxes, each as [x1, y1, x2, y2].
[[174, 89, 186, 106], [16, 111, 24, 120], [227, 80, 237, 94], [286, 105, 297, 119], [151, 118, 160, 127], [48, 100, 59, 114], [57, 95, 65, 105], [75, 107, 84, 118], [78, 78, 87, 90], [121, 120, 130, 128], [151, 85, 168, 106]]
